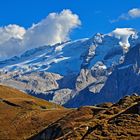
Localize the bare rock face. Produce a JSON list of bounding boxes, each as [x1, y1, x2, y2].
[[76, 69, 96, 91], [52, 89, 73, 105], [0, 71, 62, 94], [76, 61, 108, 94]]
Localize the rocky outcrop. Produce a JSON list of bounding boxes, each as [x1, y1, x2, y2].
[[29, 94, 140, 140]]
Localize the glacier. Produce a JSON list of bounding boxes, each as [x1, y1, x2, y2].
[[0, 28, 140, 107]]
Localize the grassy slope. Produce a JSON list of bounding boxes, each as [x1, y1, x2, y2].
[[0, 85, 71, 140]]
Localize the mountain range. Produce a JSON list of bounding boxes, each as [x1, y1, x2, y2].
[[0, 28, 140, 107]]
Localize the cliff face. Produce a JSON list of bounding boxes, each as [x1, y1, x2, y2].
[[100, 44, 140, 102], [29, 94, 140, 140], [64, 44, 140, 107]]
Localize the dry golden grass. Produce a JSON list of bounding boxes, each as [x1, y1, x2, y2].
[[0, 85, 71, 140]]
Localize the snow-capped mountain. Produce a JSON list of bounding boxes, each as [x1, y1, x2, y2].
[[0, 28, 140, 107], [0, 28, 136, 75]]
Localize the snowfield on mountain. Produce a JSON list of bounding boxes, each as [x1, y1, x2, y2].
[[0, 28, 140, 107]]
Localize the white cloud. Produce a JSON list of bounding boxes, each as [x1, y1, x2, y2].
[[0, 38, 23, 59], [111, 8, 140, 23], [109, 28, 136, 50], [0, 25, 26, 60], [0, 9, 81, 60], [128, 8, 140, 18], [0, 24, 26, 44], [24, 9, 81, 49]]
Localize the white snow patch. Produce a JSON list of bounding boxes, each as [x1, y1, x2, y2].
[[109, 28, 137, 51]]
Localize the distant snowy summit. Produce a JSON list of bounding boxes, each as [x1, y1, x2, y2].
[[0, 28, 138, 75], [0, 28, 140, 107]]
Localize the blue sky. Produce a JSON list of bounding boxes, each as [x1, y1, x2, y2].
[[0, 0, 140, 40]]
